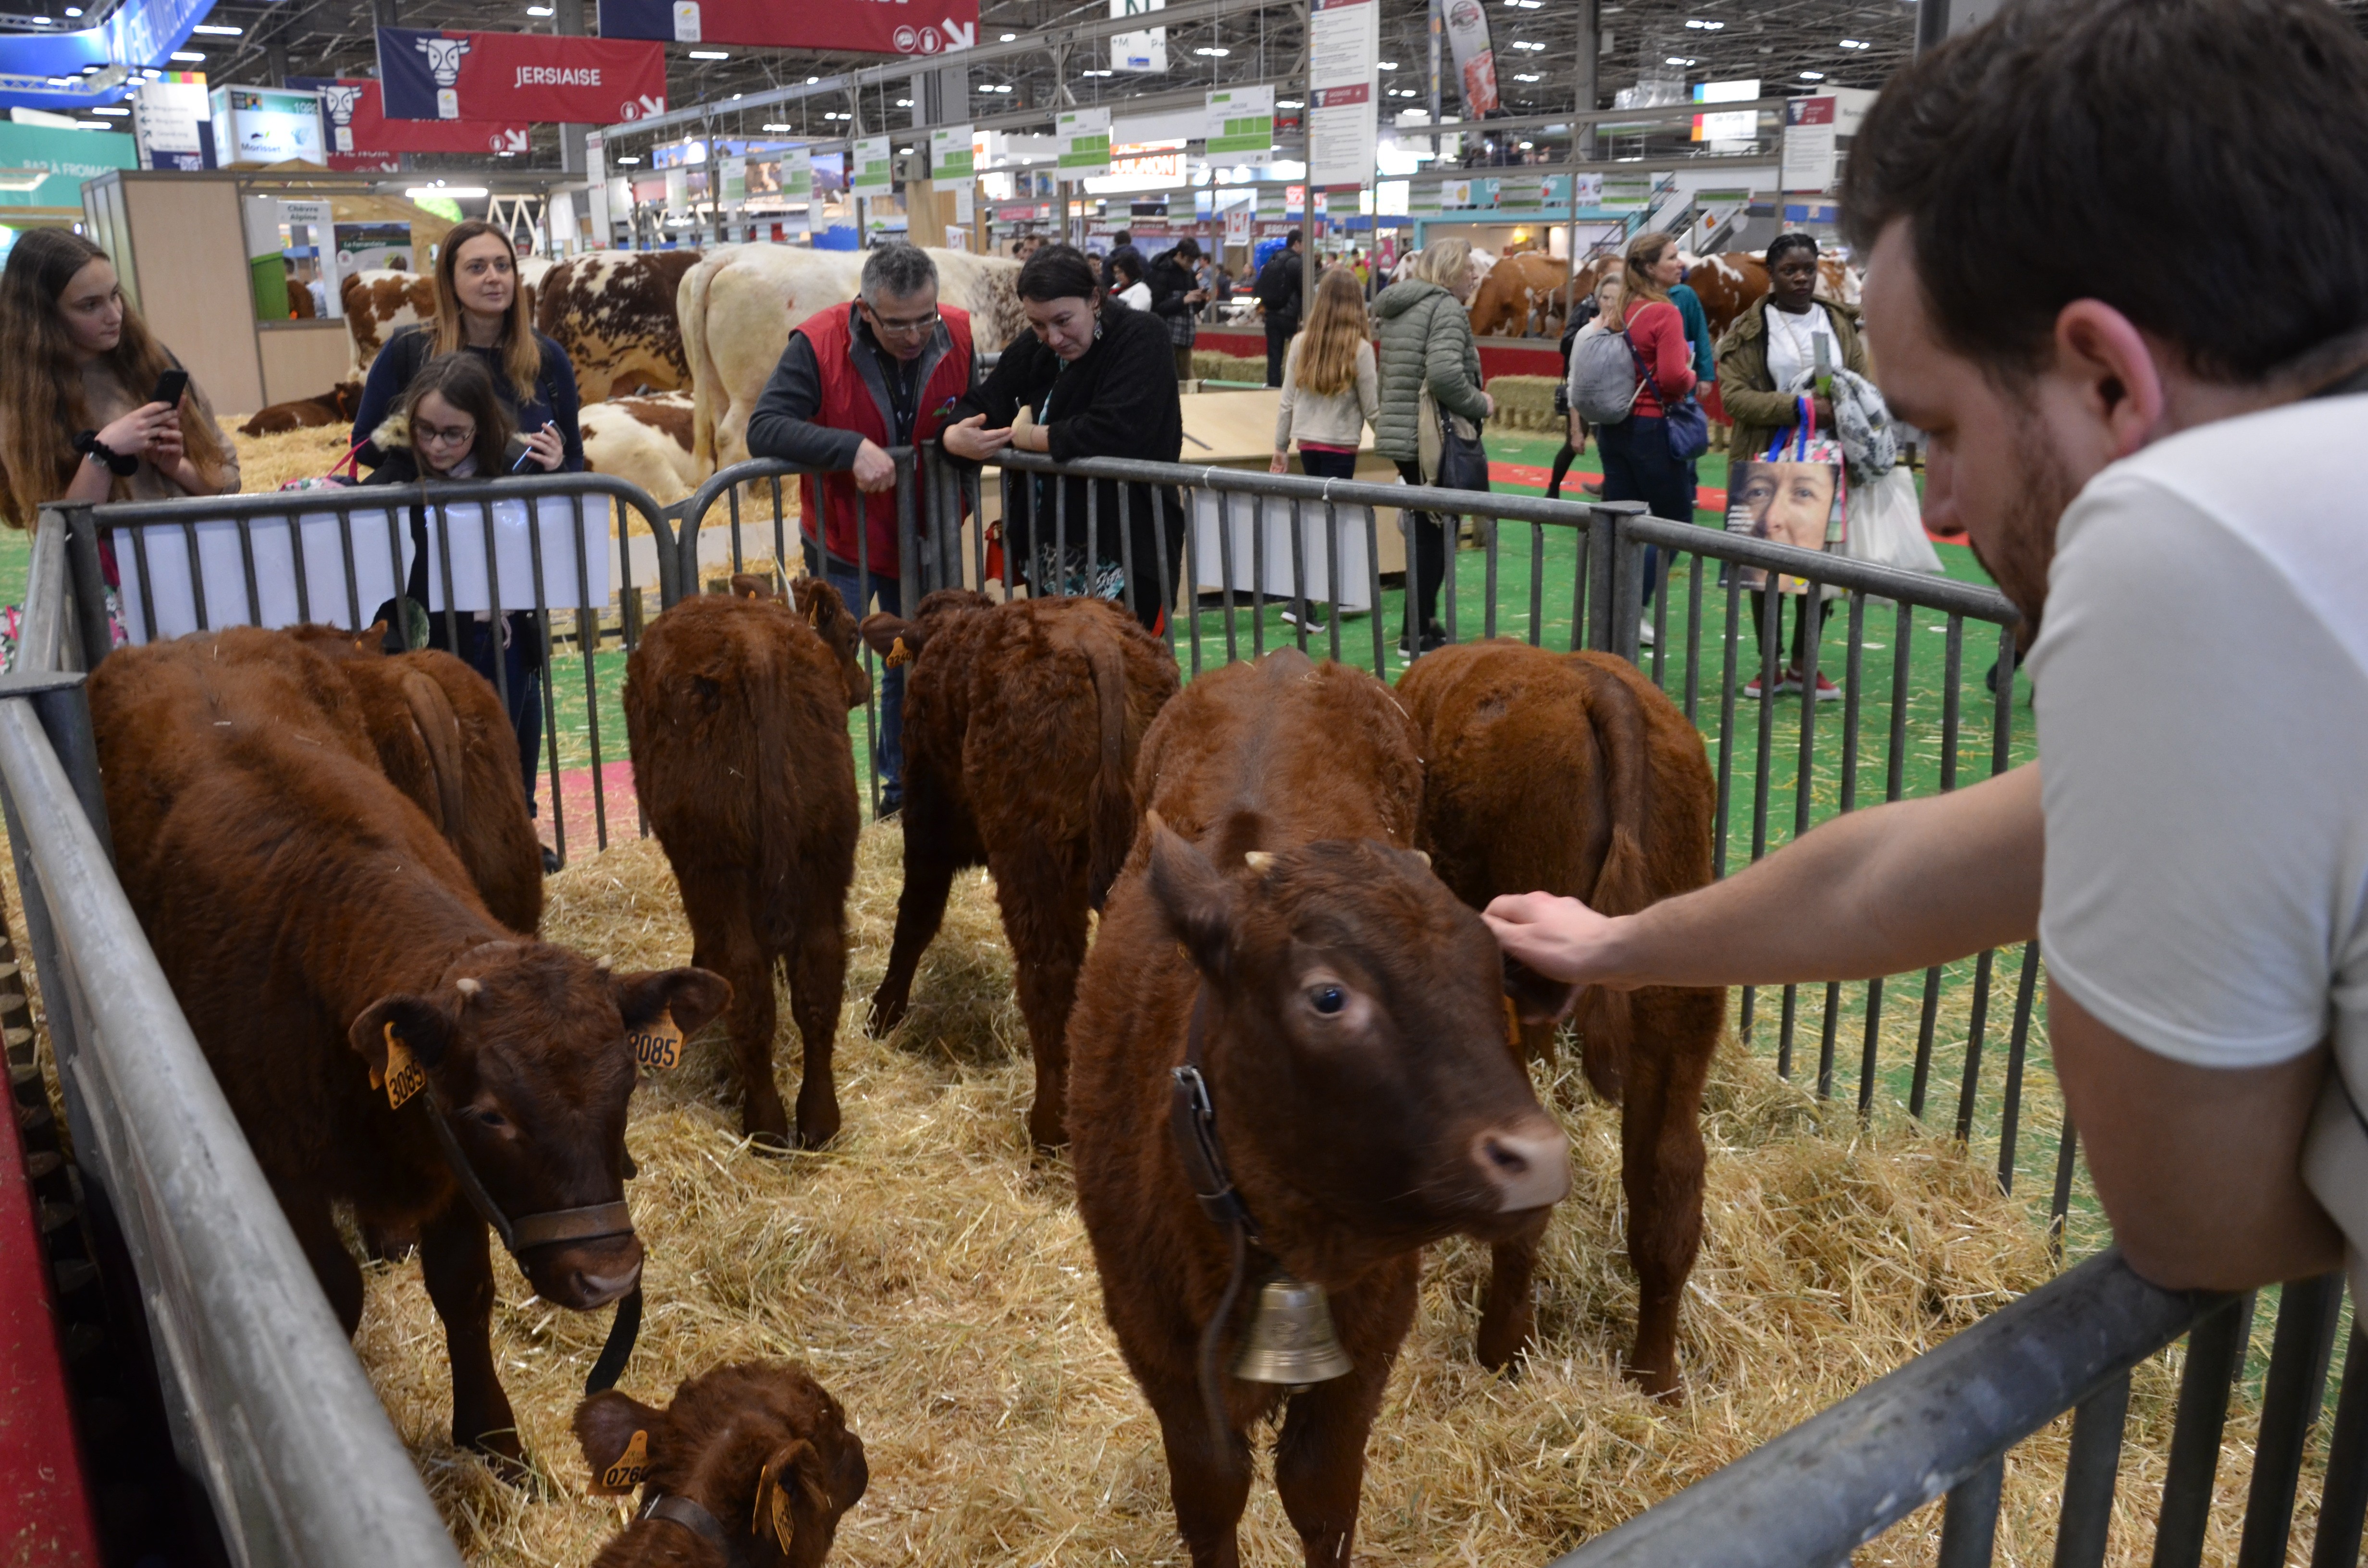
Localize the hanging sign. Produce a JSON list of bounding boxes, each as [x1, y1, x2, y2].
[[1110, 0, 1165, 72], [1781, 95, 1838, 191], [1306, 0, 1378, 190], [1205, 84, 1273, 157], [780, 146, 814, 201], [718, 153, 747, 208], [1056, 106, 1110, 177], [595, 0, 977, 57], [304, 77, 529, 159], [850, 135, 893, 196], [929, 123, 974, 179], [131, 72, 210, 171], [1441, 0, 1499, 117], [375, 27, 667, 123]]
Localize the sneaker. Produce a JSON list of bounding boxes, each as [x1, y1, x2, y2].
[[1637, 619, 1656, 648], [1281, 606, 1330, 634], [540, 845, 562, 875], [1809, 671, 1842, 702], [1396, 622, 1449, 658], [1742, 670, 1802, 699]]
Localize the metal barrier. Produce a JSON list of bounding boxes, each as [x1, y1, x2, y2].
[[1553, 1253, 2368, 1568], [2, 526, 463, 1564], [58, 472, 683, 867]]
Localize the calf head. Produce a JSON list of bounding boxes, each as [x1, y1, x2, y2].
[[349, 943, 729, 1310], [789, 577, 871, 709], [576, 1361, 868, 1568], [856, 587, 992, 676], [1146, 821, 1572, 1257]]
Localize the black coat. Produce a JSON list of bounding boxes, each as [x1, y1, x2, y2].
[[361, 431, 545, 666], [949, 303, 1185, 628], [1146, 252, 1202, 346], [1254, 250, 1304, 330]]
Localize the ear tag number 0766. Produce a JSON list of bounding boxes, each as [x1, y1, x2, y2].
[[592, 1429, 648, 1495], [629, 1010, 684, 1073]]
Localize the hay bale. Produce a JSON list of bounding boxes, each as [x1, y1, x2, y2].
[[339, 821, 2297, 1568], [230, 423, 365, 494], [1195, 349, 1264, 384], [1485, 373, 1563, 433]]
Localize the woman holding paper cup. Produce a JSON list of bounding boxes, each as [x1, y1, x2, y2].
[[363, 352, 565, 859]]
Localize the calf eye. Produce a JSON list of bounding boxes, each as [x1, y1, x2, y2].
[[473, 1108, 510, 1130], [1309, 985, 1346, 1016]]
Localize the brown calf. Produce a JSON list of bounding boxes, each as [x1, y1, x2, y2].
[[574, 1361, 868, 1568], [287, 621, 544, 933], [1397, 639, 1722, 1399], [1068, 650, 1572, 1568], [623, 577, 870, 1149], [88, 628, 727, 1468], [858, 590, 1179, 1149]]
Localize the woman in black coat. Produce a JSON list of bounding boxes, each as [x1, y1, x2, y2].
[[942, 244, 1186, 631]]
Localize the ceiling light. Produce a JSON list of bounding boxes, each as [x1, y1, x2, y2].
[[895, 97, 912, 105], [1277, 98, 1304, 108], [1193, 46, 1229, 56], [1665, 55, 1697, 64], [89, 104, 127, 114], [1799, 70, 1825, 79], [1512, 72, 1541, 81], [191, 22, 241, 34], [169, 50, 203, 61], [688, 49, 729, 59], [1511, 39, 1546, 50], [30, 13, 50, 21], [1685, 17, 1725, 27], [616, 155, 641, 163], [408, 185, 488, 197], [806, 74, 821, 83], [62, 6, 80, 13], [824, 110, 848, 119], [1840, 37, 1872, 47], [999, 31, 1015, 40], [1378, 60, 1396, 69], [526, 3, 553, 12], [762, 122, 791, 131]]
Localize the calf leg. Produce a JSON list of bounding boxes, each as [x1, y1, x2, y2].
[[418, 1200, 522, 1476], [678, 874, 786, 1148], [786, 912, 849, 1150], [1618, 985, 1722, 1401], [1142, 1372, 1255, 1568], [989, 843, 1089, 1149], [868, 849, 960, 1038], [1475, 1207, 1553, 1372], [278, 1185, 364, 1335], [1274, 1366, 1391, 1568]]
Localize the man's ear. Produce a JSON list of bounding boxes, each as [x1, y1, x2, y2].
[[614, 968, 731, 1042], [573, 1388, 665, 1495], [858, 612, 919, 663], [349, 995, 456, 1077], [1146, 814, 1237, 976]]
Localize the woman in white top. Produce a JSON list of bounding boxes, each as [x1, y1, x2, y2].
[[1112, 251, 1154, 313], [1267, 266, 1381, 632]]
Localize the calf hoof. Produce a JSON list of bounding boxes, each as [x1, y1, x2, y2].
[[469, 1428, 536, 1488], [1027, 1103, 1069, 1153], [1474, 1303, 1534, 1374], [793, 1086, 842, 1151], [743, 1097, 792, 1152], [865, 991, 907, 1039], [1623, 1361, 1685, 1405]]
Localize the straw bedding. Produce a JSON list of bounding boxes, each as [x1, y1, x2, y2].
[[319, 821, 2301, 1567]]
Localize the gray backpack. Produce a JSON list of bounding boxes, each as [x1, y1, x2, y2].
[[1568, 327, 1642, 425]]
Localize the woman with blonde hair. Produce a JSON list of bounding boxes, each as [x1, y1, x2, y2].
[[1373, 235, 1493, 656], [1268, 265, 1381, 632], [0, 229, 238, 529]]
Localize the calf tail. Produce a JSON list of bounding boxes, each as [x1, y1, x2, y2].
[[395, 667, 468, 845], [682, 254, 723, 472], [1582, 668, 1653, 919], [1083, 634, 1135, 910]]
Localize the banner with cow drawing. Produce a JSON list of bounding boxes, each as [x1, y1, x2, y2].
[[294, 77, 528, 164], [375, 26, 666, 123], [595, 0, 977, 56]]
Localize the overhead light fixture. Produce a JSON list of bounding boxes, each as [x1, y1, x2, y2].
[[824, 110, 848, 119], [526, 3, 553, 12], [191, 21, 241, 34], [688, 49, 728, 59], [89, 104, 127, 114], [999, 31, 1015, 40], [805, 74, 820, 83], [1193, 46, 1229, 56], [1511, 39, 1546, 50], [408, 185, 489, 197], [1839, 37, 1872, 47], [761, 122, 791, 130], [30, 13, 50, 22], [1799, 70, 1825, 79], [63, 6, 80, 13], [616, 154, 641, 163], [1277, 98, 1303, 108], [169, 50, 203, 61], [1685, 17, 1725, 27], [1666, 55, 1697, 64], [1512, 72, 1541, 81], [895, 97, 912, 105], [1378, 60, 1396, 69]]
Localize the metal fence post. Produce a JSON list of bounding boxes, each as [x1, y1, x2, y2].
[[1586, 502, 1645, 663]]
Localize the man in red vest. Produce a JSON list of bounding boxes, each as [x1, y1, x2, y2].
[[747, 243, 976, 813]]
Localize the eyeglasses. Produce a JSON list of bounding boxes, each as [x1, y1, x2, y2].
[[865, 305, 942, 337], [417, 420, 477, 447]]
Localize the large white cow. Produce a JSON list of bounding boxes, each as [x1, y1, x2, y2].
[[681, 245, 1024, 474]]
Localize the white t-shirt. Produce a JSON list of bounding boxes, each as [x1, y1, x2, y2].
[[1763, 301, 1837, 397], [2028, 391, 2368, 1292], [1118, 281, 1153, 312]]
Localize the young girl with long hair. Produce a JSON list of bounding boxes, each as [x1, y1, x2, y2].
[[1268, 266, 1382, 633], [0, 229, 238, 528]]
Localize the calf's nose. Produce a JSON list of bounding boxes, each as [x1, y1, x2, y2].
[[1472, 1116, 1571, 1212]]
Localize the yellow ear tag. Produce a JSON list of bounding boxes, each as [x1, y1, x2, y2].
[[1501, 994, 1523, 1052], [885, 635, 911, 669], [628, 1010, 684, 1074], [381, 1023, 427, 1110], [591, 1429, 648, 1495], [754, 1474, 797, 1553]]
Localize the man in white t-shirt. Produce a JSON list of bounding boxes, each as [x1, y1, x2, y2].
[[1485, 0, 2368, 1298]]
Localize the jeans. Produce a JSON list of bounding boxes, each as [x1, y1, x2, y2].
[[806, 540, 904, 808], [1265, 319, 1295, 388], [1598, 415, 1697, 613]]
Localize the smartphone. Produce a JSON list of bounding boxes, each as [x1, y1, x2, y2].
[[511, 425, 545, 473], [149, 368, 189, 409]]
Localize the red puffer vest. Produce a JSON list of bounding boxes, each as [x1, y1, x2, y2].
[[797, 301, 974, 578]]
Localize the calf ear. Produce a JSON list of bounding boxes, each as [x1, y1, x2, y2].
[[859, 612, 920, 663], [1502, 956, 1577, 1026], [752, 1438, 838, 1553], [791, 576, 846, 627], [1147, 815, 1237, 975], [573, 1388, 665, 1496], [349, 995, 456, 1077], [730, 572, 779, 601], [614, 967, 732, 1042]]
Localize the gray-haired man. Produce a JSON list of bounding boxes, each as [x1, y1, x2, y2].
[[747, 242, 980, 812]]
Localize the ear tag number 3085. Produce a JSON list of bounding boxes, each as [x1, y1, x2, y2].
[[377, 1023, 427, 1110], [629, 1010, 684, 1074]]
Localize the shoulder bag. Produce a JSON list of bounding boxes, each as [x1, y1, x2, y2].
[[1628, 325, 1710, 460]]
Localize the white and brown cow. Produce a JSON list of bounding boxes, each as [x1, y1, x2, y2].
[[534, 250, 705, 403], [580, 391, 703, 506], [342, 257, 556, 379], [681, 245, 1024, 474]]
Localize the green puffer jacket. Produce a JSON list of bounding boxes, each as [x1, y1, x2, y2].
[[1371, 280, 1490, 464]]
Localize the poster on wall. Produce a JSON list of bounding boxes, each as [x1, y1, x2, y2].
[[596, 0, 977, 57], [929, 123, 974, 180], [302, 77, 529, 161], [131, 72, 210, 170], [1110, 0, 1164, 72], [375, 27, 666, 123], [1781, 96, 1838, 190], [1205, 84, 1273, 157], [1441, 0, 1499, 118], [849, 136, 892, 196], [1306, 0, 1377, 190], [1056, 107, 1110, 178]]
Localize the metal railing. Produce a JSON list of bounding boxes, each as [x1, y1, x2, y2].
[[4, 519, 463, 1565], [1554, 1252, 2368, 1568]]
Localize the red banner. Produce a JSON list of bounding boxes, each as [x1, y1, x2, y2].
[[305, 78, 528, 161], [596, 0, 978, 56], [377, 27, 667, 124]]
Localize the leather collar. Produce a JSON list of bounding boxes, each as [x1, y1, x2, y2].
[[1168, 988, 1259, 1243], [640, 1491, 741, 1564]]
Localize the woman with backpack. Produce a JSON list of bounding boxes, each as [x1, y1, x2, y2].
[[1578, 231, 1698, 532], [1373, 236, 1493, 657], [1715, 231, 1869, 700], [1268, 266, 1382, 633]]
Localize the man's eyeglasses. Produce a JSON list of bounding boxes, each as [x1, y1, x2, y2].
[[865, 305, 942, 337]]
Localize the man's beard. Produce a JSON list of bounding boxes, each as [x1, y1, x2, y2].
[[1964, 419, 2078, 653]]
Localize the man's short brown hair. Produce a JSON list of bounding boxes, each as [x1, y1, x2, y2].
[[1841, 0, 2368, 384]]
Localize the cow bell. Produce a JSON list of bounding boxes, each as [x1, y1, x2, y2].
[[1232, 1273, 1354, 1386]]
